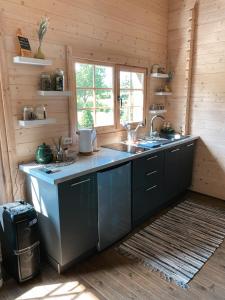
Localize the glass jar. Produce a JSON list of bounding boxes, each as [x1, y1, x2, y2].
[[40, 73, 51, 91], [35, 105, 47, 120], [23, 106, 34, 120], [55, 69, 64, 91]]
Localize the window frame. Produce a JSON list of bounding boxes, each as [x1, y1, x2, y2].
[[116, 65, 147, 130], [74, 59, 116, 133], [73, 59, 147, 134]]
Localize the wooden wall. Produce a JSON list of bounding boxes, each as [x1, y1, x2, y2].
[[168, 0, 225, 200], [0, 0, 168, 199]]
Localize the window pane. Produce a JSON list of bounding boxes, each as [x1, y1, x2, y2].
[[119, 89, 144, 124], [95, 109, 114, 127], [77, 89, 94, 109], [120, 71, 131, 89], [131, 72, 144, 89], [75, 63, 94, 88], [95, 66, 113, 88], [77, 109, 94, 128], [96, 90, 113, 109]]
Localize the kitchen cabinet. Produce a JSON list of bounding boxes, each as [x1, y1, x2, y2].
[[58, 173, 98, 268], [164, 141, 196, 202], [26, 173, 98, 273], [132, 151, 165, 226]]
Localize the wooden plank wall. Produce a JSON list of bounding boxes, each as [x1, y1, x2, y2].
[[168, 0, 225, 200], [0, 0, 168, 199]]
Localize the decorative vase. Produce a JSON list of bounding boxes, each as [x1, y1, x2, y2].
[[34, 44, 45, 59]]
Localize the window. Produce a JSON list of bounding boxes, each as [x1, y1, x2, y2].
[[75, 62, 114, 128], [74, 61, 146, 131], [118, 66, 146, 125]]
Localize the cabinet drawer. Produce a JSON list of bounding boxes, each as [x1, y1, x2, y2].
[[133, 151, 164, 189], [132, 183, 164, 226]]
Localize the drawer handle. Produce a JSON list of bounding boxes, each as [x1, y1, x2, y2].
[[147, 155, 158, 161], [171, 148, 180, 153], [71, 178, 90, 187], [146, 170, 158, 176], [187, 143, 194, 147], [146, 185, 158, 192]]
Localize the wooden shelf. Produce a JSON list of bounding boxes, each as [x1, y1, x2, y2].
[[151, 73, 169, 79], [155, 92, 172, 96], [13, 56, 52, 66], [37, 90, 72, 97], [18, 118, 56, 127], [149, 109, 167, 114]]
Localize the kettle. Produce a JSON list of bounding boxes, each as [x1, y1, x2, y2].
[[76, 128, 97, 155]]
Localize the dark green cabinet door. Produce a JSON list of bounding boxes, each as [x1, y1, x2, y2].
[[58, 174, 98, 266], [180, 142, 195, 191], [165, 141, 196, 202], [164, 146, 181, 201]]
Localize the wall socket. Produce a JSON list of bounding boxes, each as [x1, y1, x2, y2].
[[63, 137, 73, 145]]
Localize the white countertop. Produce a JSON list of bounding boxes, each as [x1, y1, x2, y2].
[[19, 136, 199, 185]]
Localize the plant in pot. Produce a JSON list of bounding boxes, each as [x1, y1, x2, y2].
[[34, 17, 49, 59]]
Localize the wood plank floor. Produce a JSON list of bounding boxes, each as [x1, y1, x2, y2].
[[1, 192, 225, 300]]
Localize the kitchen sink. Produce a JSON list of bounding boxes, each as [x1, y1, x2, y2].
[[124, 134, 190, 149]]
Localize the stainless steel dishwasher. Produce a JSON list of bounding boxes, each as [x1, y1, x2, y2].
[[97, 162, 131, 251]]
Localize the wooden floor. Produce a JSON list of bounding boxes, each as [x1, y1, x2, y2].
[[1, 192, 225, 300]]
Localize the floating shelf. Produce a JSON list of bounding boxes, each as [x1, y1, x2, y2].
[[155, 92, 172, 96], [151, 73, 169, 79], [18, 118, 56, 127], [13, 56, 53, 66], [37, 90, 72, 97], [149, 109, 167, 114]]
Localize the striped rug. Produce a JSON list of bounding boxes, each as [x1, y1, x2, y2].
[[118, 199, 225, 288]]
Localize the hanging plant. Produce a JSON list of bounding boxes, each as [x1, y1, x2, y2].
[[34, 17, 49, 59]]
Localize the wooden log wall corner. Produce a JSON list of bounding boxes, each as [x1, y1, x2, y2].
[[184, 1, 198, 135], [0, 12, 17, 202]]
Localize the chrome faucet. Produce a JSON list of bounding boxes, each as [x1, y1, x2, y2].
[[150, 115, 165, 137]]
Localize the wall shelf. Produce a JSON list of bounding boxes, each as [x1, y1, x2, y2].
[[37, 90, 72, 97], [13, 56, 53, 66], [155, 92, 172, 96], [151, 73, 169, 79], [149, 109, 167, 114], [18, 118, 56, 127]]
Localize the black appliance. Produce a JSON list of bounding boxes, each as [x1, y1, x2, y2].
[[102, 143, 149, 154], [97, 162, 131, 250], [1, 201, 40, 282]]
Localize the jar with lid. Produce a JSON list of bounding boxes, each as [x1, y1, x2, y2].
[[35, 105, 47, 120], [23, 106, 35, 120], [55, 69, 64, 91], [40, 73, 51, 91]]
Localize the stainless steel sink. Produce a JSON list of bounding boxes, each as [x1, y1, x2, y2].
[[123, 134, 190, 149]]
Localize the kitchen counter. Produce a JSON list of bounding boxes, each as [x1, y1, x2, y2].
[[19, 136, 199, 185]]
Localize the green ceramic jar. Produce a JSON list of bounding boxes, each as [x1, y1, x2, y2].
[[35, 143, 53, 164]]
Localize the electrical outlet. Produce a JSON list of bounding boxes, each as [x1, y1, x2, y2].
[[63, 137, 73, 145]]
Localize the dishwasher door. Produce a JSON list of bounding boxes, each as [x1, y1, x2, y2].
[[97, 162, 131, 251]]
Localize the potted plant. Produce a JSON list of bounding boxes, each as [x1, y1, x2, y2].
[[34, 17, 49, 59]]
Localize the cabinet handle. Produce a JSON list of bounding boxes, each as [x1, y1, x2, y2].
[[146, 170, 158, 176], [147, 155, 158, 161], [146, 185, 158, 192], [171, 148, 180, 153], [186, 143, 194, 147], [70, 178, 90, 187]]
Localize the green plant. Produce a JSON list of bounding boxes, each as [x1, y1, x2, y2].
[[80, 110, 94, 128], [37, 17, 49, 45]]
